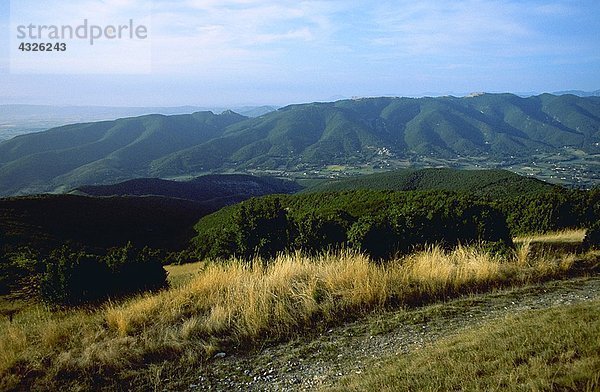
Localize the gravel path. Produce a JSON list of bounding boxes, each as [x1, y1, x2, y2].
[[181, 276, 600, 391]]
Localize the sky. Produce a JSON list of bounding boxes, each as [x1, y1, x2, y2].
[[1, 0, 599, 107]]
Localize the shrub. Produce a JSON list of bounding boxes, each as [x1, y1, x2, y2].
[[294, 211, 352, 254], [582, 222, 600, 250], [0, 248, 43, 295], [233, 198, 291, 260], [104, 243, 168, 294], [192, 191, 515, 263], [40, 244, 168, 306], [40, 247, 111, 305]]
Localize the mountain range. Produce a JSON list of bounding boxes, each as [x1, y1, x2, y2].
[[0, 93, 599, 196], [0, 104, 277, 141]]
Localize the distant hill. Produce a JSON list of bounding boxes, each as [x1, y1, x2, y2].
[[0, 104, 277, 141], [303, 168, 558, 198], [1, 93, 599, 196], [73, 174, 301, 204], [0, 111, 247, 196]]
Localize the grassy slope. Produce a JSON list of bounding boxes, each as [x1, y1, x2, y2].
[[330, 300, 600, 392], [1, 241, 598, 390]]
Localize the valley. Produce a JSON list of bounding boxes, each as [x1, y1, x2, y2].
[[0, 93, 598, 196]]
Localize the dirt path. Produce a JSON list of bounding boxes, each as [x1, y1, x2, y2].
[[178, 276, 600, 391]]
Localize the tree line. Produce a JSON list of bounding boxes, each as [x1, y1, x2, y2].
[[193, 188, 599, 262]]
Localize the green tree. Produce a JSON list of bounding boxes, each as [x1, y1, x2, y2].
[[293, 210, 351, 254], [348, 215, 399, 260], [234, 197, 291, 260]]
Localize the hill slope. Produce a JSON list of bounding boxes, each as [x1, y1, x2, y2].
[[0, 194, 211, 252], [73, 174, 301, 204], [0, 111, 246, 195], [303, 168, 557, 198], [1, 93, 599, 195]]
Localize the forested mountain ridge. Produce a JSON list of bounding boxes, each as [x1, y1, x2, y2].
[[1, 93, 598, 196], [73, 174, 301, 203], [304, 168, 558, 198], [0, 111, 246, 195]]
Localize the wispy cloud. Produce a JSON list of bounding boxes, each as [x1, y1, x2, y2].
[[369, 1, 531, 55], [147, 0, 344, 74]]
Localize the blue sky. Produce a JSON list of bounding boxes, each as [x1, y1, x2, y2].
[[1, 0, 599, 106]]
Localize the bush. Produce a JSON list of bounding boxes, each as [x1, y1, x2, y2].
[[0, 248, 43, 295], [233, 197, 291, 260], [348, 215, 399, 260], [104, 243, 168, 294], [583, 222, 600, 250], [40, 244, 168, 306], [40, 247, 111, 305], [504, 190, 584, 235], [294, 211, 352, 254]]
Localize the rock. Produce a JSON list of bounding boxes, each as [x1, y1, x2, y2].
[[214, 352, 227, 359]]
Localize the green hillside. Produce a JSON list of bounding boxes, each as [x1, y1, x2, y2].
[[1, 94, 599, 196], [0, 111, 247, 196], [191, 176, 598, 259], [303, 168, 558, 198]]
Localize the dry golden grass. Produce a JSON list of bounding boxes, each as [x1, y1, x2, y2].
[[164, 260, 206, 287], [0, 245, 596, 390], [514, 228, 586, 244]]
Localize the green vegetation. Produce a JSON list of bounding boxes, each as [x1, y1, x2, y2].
[[329, 300, 600, 392], [0, 175, 300, 256], [0, 111, 247, 196], [193, 190, 514, 261], [1, 94, 599, 195], [502, 187, 599, 235], [192, 181, 598, 261], [74, 174, 300, 202], [40, 243, 168, 306], [304, 168, 557, 198], [583, 221, 600, 250], [0, 243, 168, 306], [302, 168, 599, 236]]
